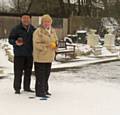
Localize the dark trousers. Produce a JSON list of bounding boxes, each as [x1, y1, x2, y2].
[[14, 56, 33, 91], [34, 62, 51, 96]]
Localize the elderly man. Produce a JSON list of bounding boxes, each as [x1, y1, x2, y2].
[[9, 13, 35, 94]]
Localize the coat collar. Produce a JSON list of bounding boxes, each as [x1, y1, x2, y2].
[[40, 25, 54, 35], [19, 23, 32, 32]]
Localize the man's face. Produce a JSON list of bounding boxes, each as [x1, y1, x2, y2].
[[21, 15, 31, 26]]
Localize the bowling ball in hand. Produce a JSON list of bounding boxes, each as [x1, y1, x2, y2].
[[17, 38, 24, 44]]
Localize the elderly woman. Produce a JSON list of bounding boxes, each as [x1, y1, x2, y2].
[[33, 14, 58, 98]]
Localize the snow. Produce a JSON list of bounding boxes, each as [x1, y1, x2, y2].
[[1, 75, 120, 115], [76, 30, 87, 33], [0, 39, 120, 115]]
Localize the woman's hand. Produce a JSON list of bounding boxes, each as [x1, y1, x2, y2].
[[50, 42, 56, 49]]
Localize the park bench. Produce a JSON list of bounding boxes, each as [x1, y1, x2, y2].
[[55, 40, 76, 61]]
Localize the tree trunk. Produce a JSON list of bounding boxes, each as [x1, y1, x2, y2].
[[78, 0, 81, 16], [58, 0, 66, 17], [102, 0, 109, 16], [17, 0, 20, 13]]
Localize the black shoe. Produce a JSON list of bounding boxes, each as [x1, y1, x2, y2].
[[39, 95, 49, 98], [46, 92, 51, 96], [36, 94, 49, 98], [24, 89, 35, 93], [15, 90, 20, 94]]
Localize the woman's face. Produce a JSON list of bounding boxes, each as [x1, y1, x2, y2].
[[42, 20, 52, 29]]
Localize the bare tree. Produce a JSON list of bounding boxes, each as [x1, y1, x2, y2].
[[9, 0, 34, 13], [0, 0, 9, 12]]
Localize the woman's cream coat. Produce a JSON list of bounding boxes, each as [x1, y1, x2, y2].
[[33, 26, 58, 63]]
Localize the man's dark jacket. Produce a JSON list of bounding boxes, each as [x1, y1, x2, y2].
[[9, 23, 35, 56]]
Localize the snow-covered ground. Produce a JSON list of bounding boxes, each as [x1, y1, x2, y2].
[[1, 77, 120, 115], [0, 39, 120, 115]]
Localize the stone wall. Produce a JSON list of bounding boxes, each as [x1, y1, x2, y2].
[[0, 16, 119, 40]]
